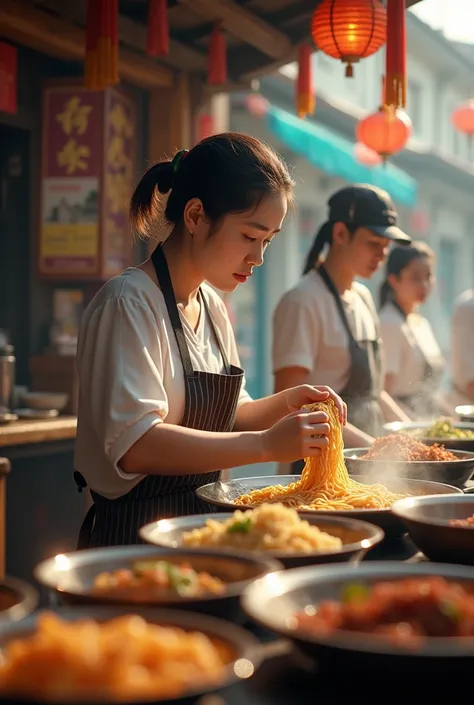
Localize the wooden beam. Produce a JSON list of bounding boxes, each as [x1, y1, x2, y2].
[[0, 0, 174, 88], [177, 0, 292, 60], [31, 0, 207, 73]]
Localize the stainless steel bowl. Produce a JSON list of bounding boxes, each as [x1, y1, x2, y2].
[[344, 447, 474, 488], [0, 606, 261, 705], [456, 405, 474, 422], [383, 420, 474, 452], [0, 577, 38, 624], [196, 475, 462, 537], [140, 513, 384, 569], [241, 562, 474, 675], [34, 545, 281, 621], [392, 494, 474, 565]]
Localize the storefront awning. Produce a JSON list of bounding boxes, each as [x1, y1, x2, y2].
[[266, 106, 418, 208]]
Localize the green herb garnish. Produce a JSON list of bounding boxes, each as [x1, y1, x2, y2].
[[341, 582, 370, 604], [226, 517, 253, 534], [440, 600, 461, 622]]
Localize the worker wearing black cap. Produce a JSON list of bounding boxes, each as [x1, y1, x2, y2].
[[272, 184, 413, 472]]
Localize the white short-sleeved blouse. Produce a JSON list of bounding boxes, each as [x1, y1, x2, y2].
[[74, 268, 251, 500], [379, 302, 445, 399], [272, 270, 379, 392], [450, 290, 474, 402]]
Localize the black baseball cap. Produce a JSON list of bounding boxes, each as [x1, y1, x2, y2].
[[327, 184, 411, 243]]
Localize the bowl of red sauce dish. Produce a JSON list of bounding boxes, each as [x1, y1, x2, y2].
[[241, 562, 474, 677]]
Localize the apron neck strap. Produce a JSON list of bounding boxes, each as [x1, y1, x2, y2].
[[318, 266, 356, 342]]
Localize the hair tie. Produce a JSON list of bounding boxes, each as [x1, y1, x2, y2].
[[172, 149, 189, 175]]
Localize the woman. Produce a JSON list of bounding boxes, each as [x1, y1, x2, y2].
[[73, 133, 346, 548], [272, 184, 411, 473], [379, 242, 446, 418]]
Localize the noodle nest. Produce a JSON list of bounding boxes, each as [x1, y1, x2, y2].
[[236, 400, 406, 511], [182, 503, 343, 553]]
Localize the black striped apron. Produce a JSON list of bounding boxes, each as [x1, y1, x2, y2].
[[75, 245, 244, 548]]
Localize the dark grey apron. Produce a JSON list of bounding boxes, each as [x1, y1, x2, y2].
[[74, 245, 243, 548], [291, 266, 383, 474], [388, 300, 438, 418]]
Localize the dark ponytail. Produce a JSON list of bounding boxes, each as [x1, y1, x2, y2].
[[129, 133, 294, 239], [303, 222, 332, 274], [379, 240, 435, 309]]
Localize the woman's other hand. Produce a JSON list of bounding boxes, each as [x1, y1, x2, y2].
[[286, 385, 347, 425]]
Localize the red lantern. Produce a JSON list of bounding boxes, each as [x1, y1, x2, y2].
[[84, 0, 119, 90], [451, 99, 474, 136], [385, 0, 407, 110], [207, 23, 227, 86], [354, 141, 382, 167], [246, 93, 269, 118], [356, 108, 412, 159], [311, 0, 386, 78]]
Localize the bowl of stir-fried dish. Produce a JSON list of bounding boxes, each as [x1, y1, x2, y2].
[[34, 545, 281, 620], [383, 418, 474, 451]]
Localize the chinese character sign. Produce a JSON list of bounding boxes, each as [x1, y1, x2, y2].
[[103, 90, 136, 277], [40, 87, 103, 275]]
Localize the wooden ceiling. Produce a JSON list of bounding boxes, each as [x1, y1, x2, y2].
[[6, 0, 424, 90]]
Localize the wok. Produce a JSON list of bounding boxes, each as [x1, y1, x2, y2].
[[34, 544, 280, 622], [392, 494, 474, 566], [196, 475, 465, 538], [383, 420, 474, 452], [344, 446, 474, 487], [139, 513, 384, 569], [241, 562, 474, 677], [0, 606, 261, 705]]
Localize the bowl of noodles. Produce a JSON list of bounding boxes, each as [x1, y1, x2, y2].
[[196, 400, 463, 537], [384, 418, 474, 452], [241, 561, 474, 676], [34, 545, 281, 621], [0, 606, 261, 704], [139, 504, 384, 569]]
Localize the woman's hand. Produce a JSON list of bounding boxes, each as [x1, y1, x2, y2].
[[261, 409, 331, 463], [286, 385, 347, 425]]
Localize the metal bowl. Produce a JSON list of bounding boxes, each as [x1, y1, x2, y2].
[[0, 577, 38, 624], [344, 447, 474, 488], [0, 606, 261, 705], [392, 495, 474, 566], [196, 475, 462, 538], [383, 420, 474, 452], [34, 545, 281, 621], [139, 513, 384, 569], [241, 562, 474, 676], [456, 405, 474, 423]]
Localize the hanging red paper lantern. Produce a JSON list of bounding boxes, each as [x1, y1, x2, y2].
[[354, 141, 382, 167], [147, 0, 169, 57], [246, 93, 270, 118], [84, 0, 119, 90], [451, 99, 474, 136], [385, 0, 406, 110], [311, 0, 386, 78], [296, 44, 315, 119], [356, 108, 412, 159], [207, 23, 227, 86]]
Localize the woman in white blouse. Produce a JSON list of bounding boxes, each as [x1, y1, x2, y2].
[[273, 184, 411, 475], [73, 133, 346, 548], [379, 241, 445, 418]]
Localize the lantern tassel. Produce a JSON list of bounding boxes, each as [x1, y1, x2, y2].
[[296, 44, 315, 119], [84, 0, 119, 90], [385, 0, 406, 110], [147, 0, 169, 57], [207, 23, 227, 86]]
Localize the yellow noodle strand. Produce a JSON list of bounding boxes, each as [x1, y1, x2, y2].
[[237, 400, 405, 511]]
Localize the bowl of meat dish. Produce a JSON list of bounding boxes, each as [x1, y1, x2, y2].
[[196, 400, 464, 537], [241, 561, 474, 677], [0, 578, 37, 625], [343, 434, 474, 488], [384, 418, 474, 452], [0, 606, 261, 704], [34, 545, 281, 621], [140, 503, 385, 569], [392, 494, 474, 566]]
